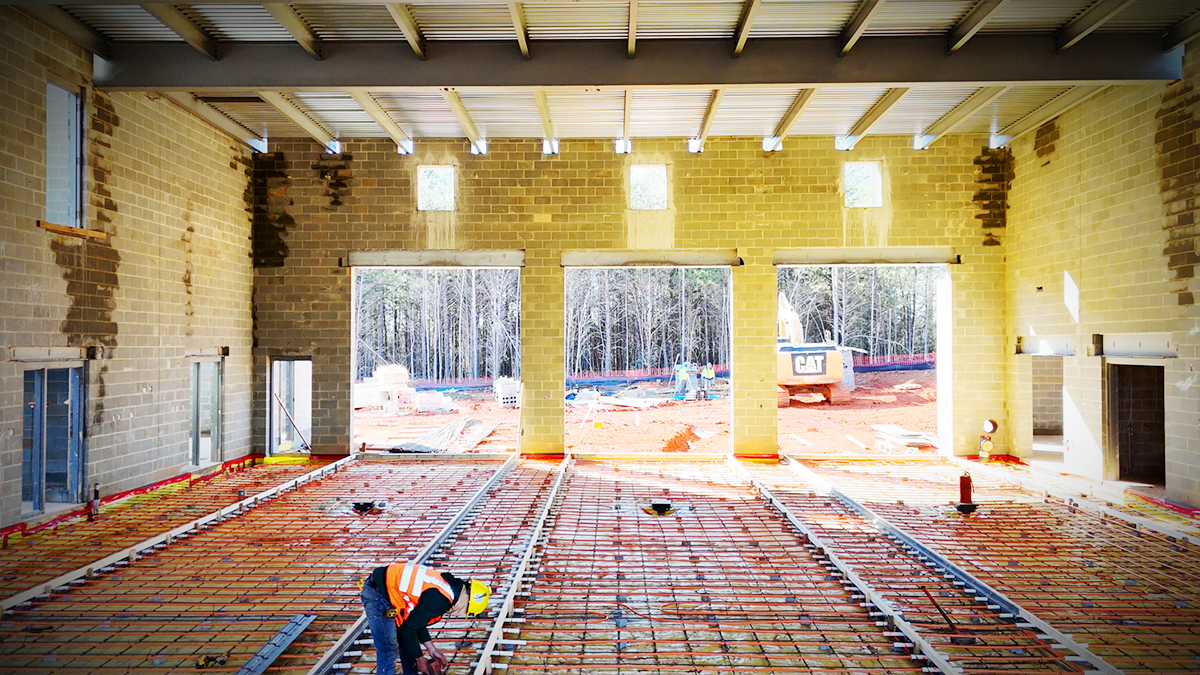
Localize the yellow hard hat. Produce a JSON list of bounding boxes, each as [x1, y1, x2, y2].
[[466, 579, 491, 617]]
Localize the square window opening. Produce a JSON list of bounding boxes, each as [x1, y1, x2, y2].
[[46, 83, 82, 228], [629, 165, 668, 210], [417, 165, 456, 211], [843, 162, 883, 209]]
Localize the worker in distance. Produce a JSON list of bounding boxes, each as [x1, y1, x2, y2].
[[359, 560, 492, 675]]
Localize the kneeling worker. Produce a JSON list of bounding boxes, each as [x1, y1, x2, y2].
[[360, 560, 491, 675]]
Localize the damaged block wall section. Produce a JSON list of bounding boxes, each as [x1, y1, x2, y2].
[[973, 147, 1013, 247], [251, 135, 1005, 459], [0, 6, 256, 528]]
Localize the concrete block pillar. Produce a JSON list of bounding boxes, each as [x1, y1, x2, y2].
[[731, 249, 778, 458], [520, 248, 565, 455]]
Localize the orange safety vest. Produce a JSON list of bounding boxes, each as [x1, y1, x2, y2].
[[384, 562, 456, 627]]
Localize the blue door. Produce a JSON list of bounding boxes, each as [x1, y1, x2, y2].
[[22, 367, 85, 514]]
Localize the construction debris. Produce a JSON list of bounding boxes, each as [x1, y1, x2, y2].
[[871, 424, 938, 453], [391, 419, 470, 453]]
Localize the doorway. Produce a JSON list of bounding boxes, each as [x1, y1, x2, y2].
[[1109, 363, 1165, 484], [270, 357, 312, 454], [22, 366, 85, 515], [1031, 355, 1066, 456], [190, 360, 223, 465]]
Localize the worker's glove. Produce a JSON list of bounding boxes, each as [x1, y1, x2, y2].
[[416, 656, 444, 675]]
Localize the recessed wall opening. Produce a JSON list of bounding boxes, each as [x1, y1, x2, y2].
[[1110, 363, 1166, 486], [22, 366, 85, 516], [777, 264, 944, 456], [269, 357, 312, 455], [190, 360, 223, 466], [563, 266, 732, 453], [1031, 355, 1066, 457], [351, 267, 521, 453]]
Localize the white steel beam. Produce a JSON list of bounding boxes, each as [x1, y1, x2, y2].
[[162, 91, 266, 152], [763, 87, 816, 151], [840, 0, 886, 54], [732, 0, 762, 57], [839, 87, 908, 150], [914, 85, 1008, 149], [257, 90, 339, 152], [384, 2, 425, 60], [534, 90, 557, 153], [16, 5, 111, 58], [348, 91, 411, 153], [993, 84, 1106, 145], [1057, 0, 1139, 51], [1165, 10, 1200, 51], [509, 2, 530, 60], [947, 0, 1011, 52], [689, 88, 724, 153], [442, 89, 486, 154], [263, 3, 321, 59], [627, 0, 637, 58], [141, 3, 218, 60]]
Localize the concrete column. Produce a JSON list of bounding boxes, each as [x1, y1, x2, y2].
[[520, 248, 565, 455], [731, 249, 778, 458]]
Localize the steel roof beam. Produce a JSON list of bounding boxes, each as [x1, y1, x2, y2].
[[257, 90, 340, 152], [141, 3, 218, 60], [385, 2, 425, 60], [732, 0, 761, 57], [1165, 11, 1200, 51], [91, 35, 1181, 90], [627, 0, 637, 58], [914, 85, 1008, 149], [509, 2, 530, 59], [688, 88, 723, 152], [442, 88, 486, 153], [839, 87, 908, 150], [534, 90, 557, 153], [993, 84, 1107, 145], [841, 0, 886, 54], [1057, 0, 1139, 51], [947, 0, 1010, 52], [16, 5, 111, 59], [763, 87, 816, 151], [263, 3, 321, 59], [162, 91, 266, 152], [349, 91, 412, 153]]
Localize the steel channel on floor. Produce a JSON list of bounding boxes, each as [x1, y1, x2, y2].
[[491, 458, 928, 674], [747, 460, 1098, 675], [789, 458, 1200, 675], [0, 456, 511, 674]]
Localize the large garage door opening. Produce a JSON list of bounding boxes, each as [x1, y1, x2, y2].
[[564, 267, 732, 453], [351, 267, 521, 453], [777, 265, 944, 456]]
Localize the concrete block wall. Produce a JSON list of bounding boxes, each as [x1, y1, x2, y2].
[[253, 135, 1004, 458], [0, 8, 255, 527], [1006, 45, 1200, 504], [1031, 356, 1064, 435]]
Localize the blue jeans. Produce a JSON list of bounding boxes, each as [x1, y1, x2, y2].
[[361, 580, 419, 675]]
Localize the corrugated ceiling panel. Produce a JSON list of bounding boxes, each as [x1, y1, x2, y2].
[[524, 2, 628, 39], [980, 0, 1094, 33], [789, 87, 889, 137], [293, 5, 404, 40], [292, 91, 385, 138], [546, 90, 625, 138], [410, 4, 515, 40], [456, 91, 545, 138], [707, 89, 801, 138], [629, 89, 713, 138], [1097, 0, 1200, 31], [637, 1, 741, 39], [953, 85, 1073, 135], [870, 87, 978, 136], [62, 5, 183, 41], [180, 4, 294, 41], [200, 98, 307, 139], [864, 0, 976, 36], [749, 0, 854, 38], [372, 92, 463, 138]]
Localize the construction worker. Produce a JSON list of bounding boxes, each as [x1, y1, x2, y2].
[[359, 561, 492, 675], [700, 363, 715, 396]]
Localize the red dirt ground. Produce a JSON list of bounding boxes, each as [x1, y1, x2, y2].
[[352, 369, 937, 455]]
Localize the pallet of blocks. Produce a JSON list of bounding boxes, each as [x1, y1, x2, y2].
[[870, 424, 937, 454]]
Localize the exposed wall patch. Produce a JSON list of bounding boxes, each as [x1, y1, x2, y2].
[[1034, 119, 1058, 159], [252, 152, 294, 268], [1155, 83, 1200, 306], [973, 147, 1013, 245]]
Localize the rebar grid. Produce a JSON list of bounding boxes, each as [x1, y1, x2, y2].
[[0, 461, 327, 597], [0, 458, 505, 673], [497, 459, 926, 674], [746, 462, 1085, 674], [800, 458, 1200, 674]]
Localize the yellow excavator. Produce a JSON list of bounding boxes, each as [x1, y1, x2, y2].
[[777, 293, 853, 405]]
